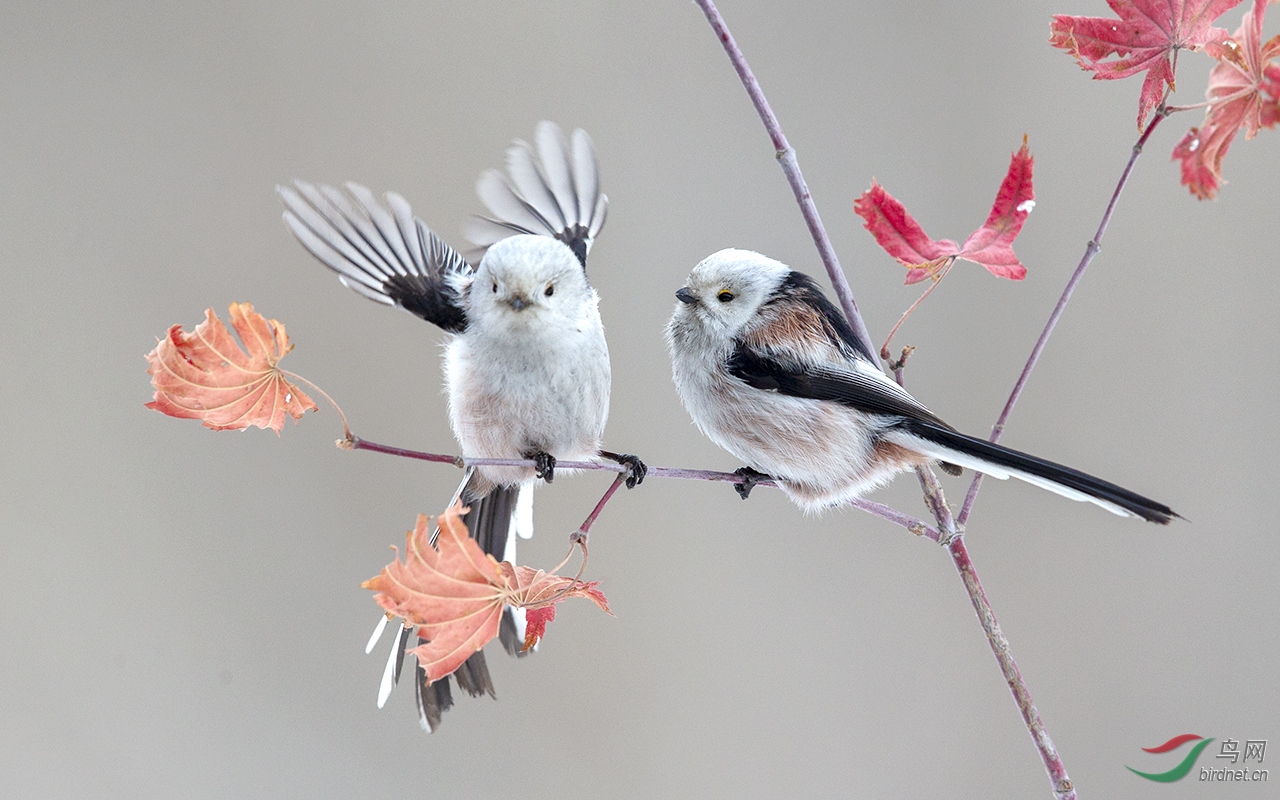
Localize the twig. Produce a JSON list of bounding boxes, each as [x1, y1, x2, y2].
[[916, 450, 1076, 797], [948, 536, 1074, 800], [577, 475, 626, 536], [957, 104, 1171, 527], [693, 4, 1075, 796], [693, 0, 877, 361], [342, 435, 940, 539], [527, 483, 617, 610], [880, 258, 955, 361]]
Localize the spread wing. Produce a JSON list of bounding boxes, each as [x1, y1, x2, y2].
[[278, 181, 472, 333], [464, 121, 607, 270]]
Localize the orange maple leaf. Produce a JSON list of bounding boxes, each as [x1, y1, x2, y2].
[[145, 302, 318, 433], [500, 561, 612, 652], [363, 503, 611, 685]]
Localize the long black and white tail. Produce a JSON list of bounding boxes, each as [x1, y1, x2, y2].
[[384, 471, 533, 732], [890, 419, 1178, 524]]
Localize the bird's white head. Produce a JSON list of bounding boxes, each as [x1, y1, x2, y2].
[[471, 234, 594, 328], [668, 248, 790, 345]]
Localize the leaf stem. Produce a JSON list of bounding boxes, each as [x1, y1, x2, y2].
[[529, 475, 625, 609], [531, 519, 598, 609], [957, 104, 1171, 527], [1165, 84, 1255, 114], [282, 370, 352, 440], [693, 0, 877, 362], [880, 258, 955, 361]]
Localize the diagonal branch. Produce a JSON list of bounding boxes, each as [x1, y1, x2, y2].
[[693, 2, 1075, 797], [957, 105, 1171, 527], [693, 0, 877, 361]]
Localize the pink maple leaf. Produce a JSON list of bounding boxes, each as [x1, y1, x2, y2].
[[1172, 0, 1280, 198], [854, 138, 1035, 284], [1051, 0, 1246, 128]]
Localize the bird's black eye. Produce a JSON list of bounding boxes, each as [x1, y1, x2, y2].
[[717, 290, 735, 303], [545, 284, 554, 297], [492, 282, 498, 293]]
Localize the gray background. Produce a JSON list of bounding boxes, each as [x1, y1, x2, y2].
[[3, 1, 1276, 797]]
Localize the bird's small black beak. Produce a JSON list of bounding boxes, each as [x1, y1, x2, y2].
[[675, 287, 697, 305], [509, 295, 530, 311]]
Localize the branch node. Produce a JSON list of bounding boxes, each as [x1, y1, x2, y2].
[[888, 345, 916, 371], [336, 437, 355, 451]]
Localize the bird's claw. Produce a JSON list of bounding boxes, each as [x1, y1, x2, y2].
[[601, 451, 647, 489], [732, 467, 770, 500], [527, 451, 556, 483]]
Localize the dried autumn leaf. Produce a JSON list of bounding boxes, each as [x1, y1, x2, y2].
[[363, 504, 611, 684], [854, 138, 1034, 284], [1050, 0, 1245, 128], [145, 302, 317, 433], [1173, 0, 1280, 198], [499, 561, 611, 652], [524, 606, 558, 653]]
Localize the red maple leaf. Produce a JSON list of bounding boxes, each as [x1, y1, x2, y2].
[[145, 302, 317, 433], [1050, 0, 1245, 128], [1173, 0, 1280, 198], [854, 138, 1035, 284], [363, 504, 611, 684]]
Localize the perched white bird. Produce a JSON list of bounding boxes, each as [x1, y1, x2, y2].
[[666, 249, 1175, 524], [278, 122, 643, 731]]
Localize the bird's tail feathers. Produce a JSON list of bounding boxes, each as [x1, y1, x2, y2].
[[410, 472, 535, 731], [890, 420, 1177, 525]]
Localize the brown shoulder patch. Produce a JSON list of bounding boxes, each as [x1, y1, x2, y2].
[[743, 300, 842, 361]]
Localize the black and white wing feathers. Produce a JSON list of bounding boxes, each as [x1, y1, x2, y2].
[[728, 279, 944, 427], [465, 121, 607, 270], [278, 181, 472, 333], [726, 311, 1176, 524], [727, 343, 952, 430]]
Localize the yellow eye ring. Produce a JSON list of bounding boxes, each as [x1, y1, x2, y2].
[[717, 290, 735, 303]]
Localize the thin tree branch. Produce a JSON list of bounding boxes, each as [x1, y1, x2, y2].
[[693, 0, 877, 361], [693, 4, 1074, 796], [948, 536, 1075, 800], [341, 435, 940, 539], [578, 475, 626, 536], [957, 105, 1171, 527]]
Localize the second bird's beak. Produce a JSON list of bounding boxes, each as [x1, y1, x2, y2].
[[508, 295, 530, 311], [675, 287, 697, 305]]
